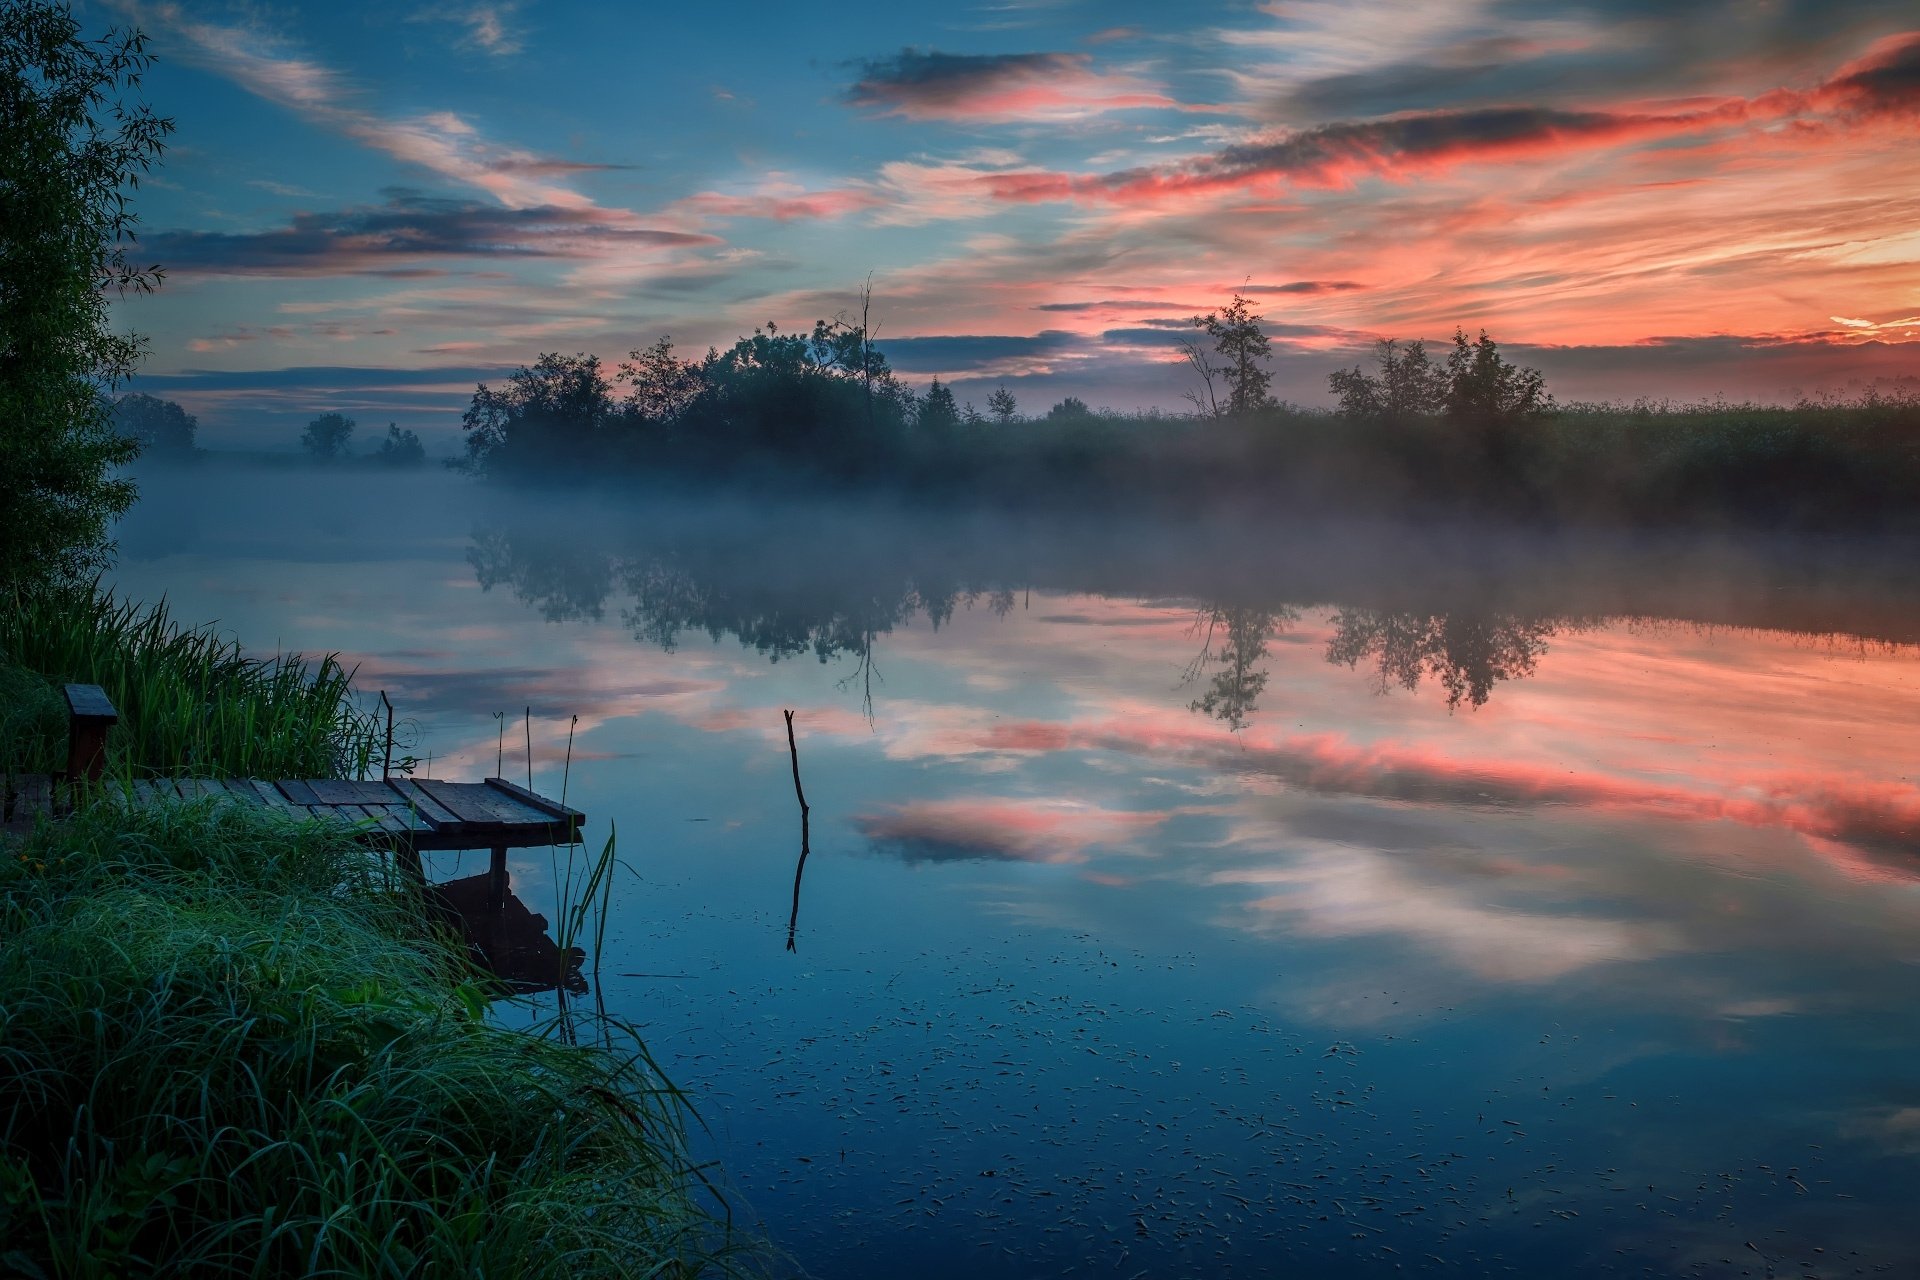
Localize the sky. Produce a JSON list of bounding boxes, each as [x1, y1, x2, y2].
[[90, 0, 1920, 447]]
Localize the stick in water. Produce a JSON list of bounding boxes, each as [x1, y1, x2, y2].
[[784, 708, 811, 952], [524, 705, 533, 791]]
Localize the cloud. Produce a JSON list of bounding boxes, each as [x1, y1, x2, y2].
[[971, 718, 1920, 857], [1240, 280, 1367, 295], [855, 798, 1165, 864], [116, 3, 640, 216], [846, 49, 1175, 122], [142, 193, 719, 276], [412, 3, 528, 56], [1816, 31, 1920, 117], [875, 331, 1084, 373], [977, 33, 1920, 208], [674, 184, 885, 222], [1217, 845, 1673, 982]]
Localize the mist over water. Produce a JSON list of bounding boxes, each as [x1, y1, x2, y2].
[[112, 462, 1920, 1277]]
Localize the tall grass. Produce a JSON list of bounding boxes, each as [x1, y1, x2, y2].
[[0, 585, 379, 779], [0, 800, 738, 1278]]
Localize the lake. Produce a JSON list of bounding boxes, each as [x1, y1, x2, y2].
[[112, 463, 1920, 1278]]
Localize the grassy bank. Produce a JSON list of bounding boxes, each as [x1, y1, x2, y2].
[[0, 589, 736, 1277], [0, 585, 379, 782]]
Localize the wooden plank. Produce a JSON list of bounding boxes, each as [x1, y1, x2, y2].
[[63, 684, 119, 724], [373, 808, 420, 837], [241, 778, 306, 817], [346, 780, 405, 806], [484, 776, 586, 824], [417, 779, 527, 826], [383, 779, 461, 828], [276, 779, 322, 807], [305, 778, 366, 807], [15, 774, 51, 819]]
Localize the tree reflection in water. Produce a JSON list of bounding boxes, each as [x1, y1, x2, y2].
[[1182, 605, 1298, 731], [466, 515, 1614, 725], [1325, 609, 1571, 710]]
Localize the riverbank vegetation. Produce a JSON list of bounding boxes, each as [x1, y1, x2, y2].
[[455, 309, 1920, 531], [0, 585, 379, 781], [1, 800, 722, 1277], [3, 8, 734, 1272]]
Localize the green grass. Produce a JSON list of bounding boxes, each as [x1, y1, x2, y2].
[[0, 585, 379, 780], [0, 800, 737, 1278]]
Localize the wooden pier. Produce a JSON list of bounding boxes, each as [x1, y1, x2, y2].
[[2, 685, 584, 913]]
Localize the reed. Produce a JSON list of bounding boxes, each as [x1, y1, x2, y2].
[[0, 800, 739, 1278], [0, 584, 380, 780]]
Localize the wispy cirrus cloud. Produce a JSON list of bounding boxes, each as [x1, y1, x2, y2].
[[412, 2, 528, 57], [846, 49, 1176, 122], [117, 3, 628, 211]]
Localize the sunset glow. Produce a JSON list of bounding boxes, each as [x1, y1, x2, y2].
[[95, 0, 1920, 445]]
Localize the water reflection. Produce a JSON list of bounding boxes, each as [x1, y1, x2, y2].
[[1182, 605, 1298, 729], [1324, 608, 1573, 709], [425, 874, 587, 996], [468, 515, 1636, 720], [103, 469, 1920, 1279]]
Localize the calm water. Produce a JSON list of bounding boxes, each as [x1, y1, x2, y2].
[[113, 465, 1920, 1278]]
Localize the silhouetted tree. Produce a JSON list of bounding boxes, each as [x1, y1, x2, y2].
[[1190, 294, 1275, 415], [617, 335, 704, 424], [987, 385, 1018, 424], [461, 353, 614, 475], [1046, 396, 1092, 421], [1, 2, 170, 590], [113, 392, 196, 454], [1329, 339, 1446, 422], [1177, 335, 1226, 418], [1443, 329, 1553, 428], [300, 412, 354, 461], [919, 378, 960, 436], [371, 423, 425, 466]]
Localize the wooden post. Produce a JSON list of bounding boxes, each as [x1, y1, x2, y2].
[[63, 684, 118, 785], [488, 845, 508, 915]]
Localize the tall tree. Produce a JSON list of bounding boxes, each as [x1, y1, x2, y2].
[[301, 412, 355, 460], [986, 385, 1018, 424], [1443, 329, 1553, 428], [1, 2, 170, 590], [918, 377, 960, 437], [113, 391, 196, 454], [1190, 294, 1275, 416], [1329, 339, 1447, 423]]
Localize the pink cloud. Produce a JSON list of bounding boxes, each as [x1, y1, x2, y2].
[[855, 798, 1167, 863], [846, 50, 1175, 123]]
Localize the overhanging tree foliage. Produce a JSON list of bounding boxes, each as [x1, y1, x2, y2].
[[0, 2, 170, 590]]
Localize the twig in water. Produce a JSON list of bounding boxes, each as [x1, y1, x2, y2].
[[561, 713, 578, 806], [378, 690, 395, 780], [783, 709, 811, 953]]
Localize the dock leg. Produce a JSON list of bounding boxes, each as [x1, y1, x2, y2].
[[488, 845, 508, 915]]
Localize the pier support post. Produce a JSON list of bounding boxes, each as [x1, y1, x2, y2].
[[488, 845, 508, 915]]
